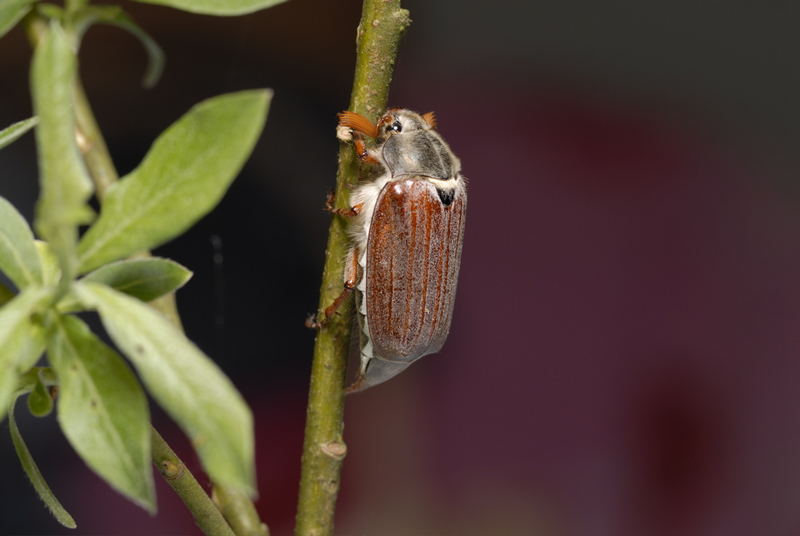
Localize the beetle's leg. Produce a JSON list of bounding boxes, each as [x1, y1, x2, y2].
[[351, 134, 380, 164], [337, 110, 378, 138], [337, 111, 381, 163], [325, 191, 364, 218], [421, 111, 437, 128], [305, 247, 360, 329]]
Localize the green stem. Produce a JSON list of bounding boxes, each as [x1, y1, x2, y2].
[[213, 485, 270, 536], [72, 80, 117, 201], [294, 2, 410, 535], [151, 428, 236, 536]]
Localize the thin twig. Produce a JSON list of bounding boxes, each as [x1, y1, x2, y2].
[[213, 485, 269, 536], [72, 80, 117, 201], [294, 2, 410, 535], [151, 428, 236, 536]]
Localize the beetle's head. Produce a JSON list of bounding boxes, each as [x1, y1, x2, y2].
[[376, 109, 437, 143]]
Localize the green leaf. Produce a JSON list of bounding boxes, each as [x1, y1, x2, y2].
[[49, 314, 155, 512], [32, 21, 94, 280], [0, 117, 38, 149], [73, 6, 164, 88], [74, 281, 255, 495], [26, 370, 53, 417], [78, 89, 270, 273], [58, 257, 192, 312], [0, 196, 43, 289], [9, 399, 77, 529], [0, 0, 35, 39], [0, 287, 50, 423], [83, 257, 192, 302], [131, 0, 287, 16]]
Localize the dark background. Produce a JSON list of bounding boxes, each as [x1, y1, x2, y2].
[[2, 1, 800, 534]]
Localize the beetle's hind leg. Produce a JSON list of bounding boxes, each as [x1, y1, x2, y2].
[[305, 247, 360, 329]]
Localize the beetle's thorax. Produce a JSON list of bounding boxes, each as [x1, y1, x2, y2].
[[380, 129, 459, 181]]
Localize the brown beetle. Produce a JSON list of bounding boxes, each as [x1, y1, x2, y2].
[[326, 108, 466, 392]]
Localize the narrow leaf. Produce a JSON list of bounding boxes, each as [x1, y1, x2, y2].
[[78, 90, 271, 273], [0, 287, 50, 423], [32, 21, 94, 279], [131, 0, 287, 16], [0, 117, 38, 149], [74, 281, 255, 494], [59, 257, 192, 312], [9, 399, 77, 529], [73, 6, 164, 88], [83, 258, 192, 302], [0, 196, 43, 289], [0, 0, 34, 39], [49, 315, 155, 512]]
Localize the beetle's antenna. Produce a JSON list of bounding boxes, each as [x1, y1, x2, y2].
[[337, 111, 379, 138]]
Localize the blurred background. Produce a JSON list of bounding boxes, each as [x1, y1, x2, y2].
[[2, 1, 800, 534]]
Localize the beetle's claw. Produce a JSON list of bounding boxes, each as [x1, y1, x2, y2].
[[324, 191, 336, 212], [305, 313, 324, 330]]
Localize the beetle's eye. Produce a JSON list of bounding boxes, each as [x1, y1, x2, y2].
[[389, 120, 402, 133]]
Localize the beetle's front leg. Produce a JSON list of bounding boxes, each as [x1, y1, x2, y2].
[[305, 247, 360, 329], [337, 111, 381, 164]]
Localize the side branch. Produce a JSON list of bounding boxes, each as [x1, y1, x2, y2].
[[294, 1, 410, 535], [151, 428, 236, 536]]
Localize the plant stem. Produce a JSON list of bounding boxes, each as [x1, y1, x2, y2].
[[294, 2, 410, 535], [151, 428, 236, 536], [213, 485, 269, 536], [72, 80, 117, 201]]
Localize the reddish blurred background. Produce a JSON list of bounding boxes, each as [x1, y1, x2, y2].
[[1, 1, 799, 534]]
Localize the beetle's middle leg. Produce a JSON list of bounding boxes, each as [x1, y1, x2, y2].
[[324, 191, 363, 218], [305, 247, 360, 329], [350, 134, 380, 164]]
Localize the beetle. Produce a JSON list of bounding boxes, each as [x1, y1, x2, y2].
[[321, 108, 466, 393]]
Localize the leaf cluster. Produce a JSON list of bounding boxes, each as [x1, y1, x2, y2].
[[0, 0, 276, 528]]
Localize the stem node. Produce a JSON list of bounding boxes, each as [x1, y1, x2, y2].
[[319, 441, 347, 461]]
